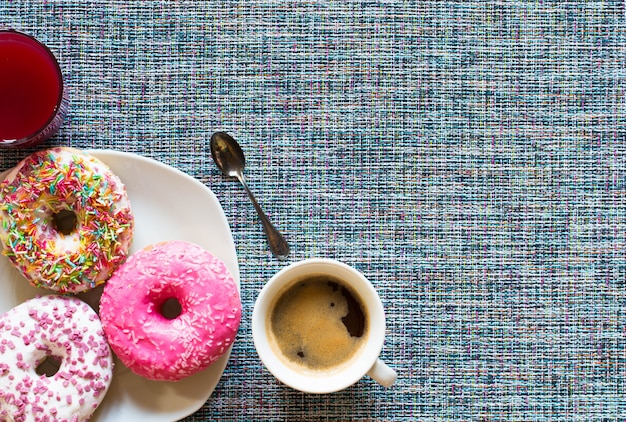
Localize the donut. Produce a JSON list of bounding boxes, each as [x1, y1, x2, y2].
[[0, 295, 113, 421], [0, 147, 134, 293], [100, 240, 241, 381]]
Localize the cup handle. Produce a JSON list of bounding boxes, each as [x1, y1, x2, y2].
[[367, 358, 397, 388]]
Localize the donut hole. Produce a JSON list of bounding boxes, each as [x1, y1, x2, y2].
[[35, 355, 62, 377], [52, 209, 78, 235], [160, 297, 182, 320]]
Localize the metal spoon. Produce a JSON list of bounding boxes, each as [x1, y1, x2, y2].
[[210, 132, 290, 260]]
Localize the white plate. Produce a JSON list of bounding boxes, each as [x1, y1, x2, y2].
[[0, 150, 240, 421]]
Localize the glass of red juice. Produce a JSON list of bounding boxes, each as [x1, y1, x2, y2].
[[0, 30, 68, 148]]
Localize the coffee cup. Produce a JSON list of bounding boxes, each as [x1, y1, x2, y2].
[[252, 258, 397, 393]]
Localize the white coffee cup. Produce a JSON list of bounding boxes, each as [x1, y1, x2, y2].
[[252, 258, 397, 393]]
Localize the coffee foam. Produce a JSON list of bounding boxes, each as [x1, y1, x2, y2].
[[267, 275, 368, 373]]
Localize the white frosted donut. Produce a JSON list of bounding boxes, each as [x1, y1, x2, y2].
[[0, 295, 113, 421], [100, 240, 241, 381], [0, 147, 134, 293]]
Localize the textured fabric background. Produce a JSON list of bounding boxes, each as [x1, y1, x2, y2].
[[1, 1, 625, 421]]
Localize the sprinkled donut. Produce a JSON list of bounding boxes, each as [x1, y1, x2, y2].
[[0, 295, 113, 421], [0, 147, 134, 293], [100, 240, 241, 381]]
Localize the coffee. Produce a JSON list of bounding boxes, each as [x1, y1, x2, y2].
[[267, 274, 368, 372]]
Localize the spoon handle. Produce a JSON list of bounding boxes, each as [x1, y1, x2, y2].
[[237, 175, 290, 260]]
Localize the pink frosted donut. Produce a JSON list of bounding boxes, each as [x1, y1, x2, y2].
[[100, 240, 241, 381], [0, 295, 113, 421], [0, 147, 134, 294]]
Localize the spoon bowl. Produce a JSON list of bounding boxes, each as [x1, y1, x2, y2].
[[210, 132, 290, 260], [210, 133, 246, 178]]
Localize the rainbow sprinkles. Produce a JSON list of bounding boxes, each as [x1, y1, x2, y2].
[[0, 147, 134, 294]]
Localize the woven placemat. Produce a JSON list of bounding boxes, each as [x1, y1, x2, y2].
[[1, 1, 625, 420]]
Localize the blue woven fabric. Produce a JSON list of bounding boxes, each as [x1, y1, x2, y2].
[[1, 1, 625, 420]]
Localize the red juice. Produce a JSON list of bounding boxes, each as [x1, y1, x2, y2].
[[0, 31, 66, 147]]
